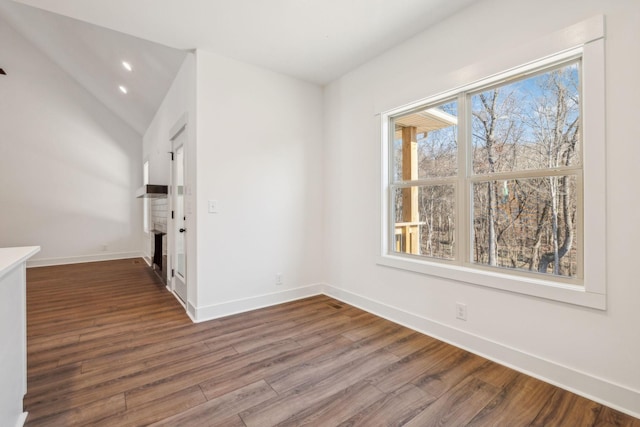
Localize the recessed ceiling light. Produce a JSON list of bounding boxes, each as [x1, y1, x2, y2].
[[122, 61, 132, 72], [119, 85, 128, 94]]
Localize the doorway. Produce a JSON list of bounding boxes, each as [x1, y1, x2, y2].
[[171, 126, 187, 303]]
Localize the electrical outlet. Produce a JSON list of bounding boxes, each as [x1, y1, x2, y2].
[[208, 200, 219, 213], [455, 302, 467, 321], [275, 273, 283, 286]]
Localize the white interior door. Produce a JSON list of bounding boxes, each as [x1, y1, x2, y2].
[[172, 129, 187, 303]]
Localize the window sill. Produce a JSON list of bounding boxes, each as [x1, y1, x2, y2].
[[376, 254, 606, 310]]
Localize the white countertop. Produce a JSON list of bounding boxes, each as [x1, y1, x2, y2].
[[0, 246, 40, 279]]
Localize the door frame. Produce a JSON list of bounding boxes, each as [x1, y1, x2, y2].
[[169, 120, 188, 305]]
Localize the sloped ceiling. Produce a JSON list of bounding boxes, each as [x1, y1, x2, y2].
[[0, 0, 187, 135], [2, 0, 480, 134], [11, 0, 478, 85]]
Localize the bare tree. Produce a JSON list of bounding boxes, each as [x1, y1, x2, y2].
[[471, 64, 579, 277], [534, 69, 580, 274]]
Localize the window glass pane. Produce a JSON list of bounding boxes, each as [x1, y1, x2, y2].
[[392, 100, 458, 181], [472, 176, 578, 278], [393, 185, 455, 260], [472, 61, 580, 174]]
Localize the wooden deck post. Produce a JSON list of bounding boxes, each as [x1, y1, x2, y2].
[[401, 126, 419, 254]]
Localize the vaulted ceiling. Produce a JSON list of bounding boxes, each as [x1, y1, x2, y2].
[[1, 0, 479, 135], [0, 0, 186, 135]]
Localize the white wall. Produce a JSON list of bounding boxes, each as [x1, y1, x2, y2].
[[323, 0, 640, 416], [142, 52, 197, 284], [0, 16, 143, 265], [193, 50, 324, 320], [143, 53, 196, 188]]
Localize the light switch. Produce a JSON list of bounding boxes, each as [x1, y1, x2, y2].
[[208, 200, 219, 213]]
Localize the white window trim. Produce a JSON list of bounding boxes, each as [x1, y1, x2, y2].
[[378, 17, 606, 310]]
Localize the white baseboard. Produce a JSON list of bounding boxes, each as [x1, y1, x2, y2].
[[321, 284, 640, 419], [191, 284, 324, 322], [26, 252, 143, 268], [15, 412, 28, 427], [187, 301, 198, 322]]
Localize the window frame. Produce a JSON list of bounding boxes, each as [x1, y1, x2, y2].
[[378, 20, 605, 309]]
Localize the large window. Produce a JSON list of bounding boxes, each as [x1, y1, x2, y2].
[[380, 27, 605, 309]]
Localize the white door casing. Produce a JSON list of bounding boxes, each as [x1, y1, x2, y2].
[[171, 126, 187, 303]]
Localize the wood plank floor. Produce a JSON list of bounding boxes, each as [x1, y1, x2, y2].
[[24, 259, 639, 426]]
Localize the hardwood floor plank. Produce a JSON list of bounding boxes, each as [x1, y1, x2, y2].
[[337, 383, 434, 427], [531, 388, 602, 427], [470, 357, 520, 388], [231, 314, 352, 353], [149, 380, 277, 427], [239, 349, 399, 427], [404, 376, 500, 426], [65, 322, 225, 372], [27, 342, 213, 401], [366, 339, 450, 393], [76, 312, 188, 343], [28, 317, 97, 338], [265, 323, 413, 394], [466, 373, 556, 426], [340, 317, 393, 341], [25, 359, 62, 377], [25, 344, 237, 417], [24, 260, 640, 426], [595, 407, 640, 427], [74, 324, 230, 374], [411, 348, 488, 398], [26, 393, 126, 427], [26, 362, 83, 395], [383, 331, 442, 358], [125, 338, 305, 407], [87, 342, 212, 379], [275, 380, 385, 427], [27, 332, 80, 354], [289, 311, 380, 347], [212, 415, 247, 427], [201, 311, 334, 354], [197, 335, 355, 401], [92, 385, 207, 427], [203, 296, 336, 333]]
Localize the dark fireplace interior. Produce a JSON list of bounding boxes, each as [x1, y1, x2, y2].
[[150, 197, 168, 285]]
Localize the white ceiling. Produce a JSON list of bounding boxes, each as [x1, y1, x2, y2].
[[0, 0, 187, 135], [2, 0, 479, 135]]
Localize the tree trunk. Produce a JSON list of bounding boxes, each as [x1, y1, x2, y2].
[[538, 176, 574, 274], [487, 182, 497, 266], [529, 203, 549, 271], [538, 78, 576, 274], [479, 91, 500, 266]]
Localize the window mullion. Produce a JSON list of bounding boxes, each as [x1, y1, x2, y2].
[[457, 92, 470, 266], [469, 167, 582, 182], [393, 178, 458, 187]]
